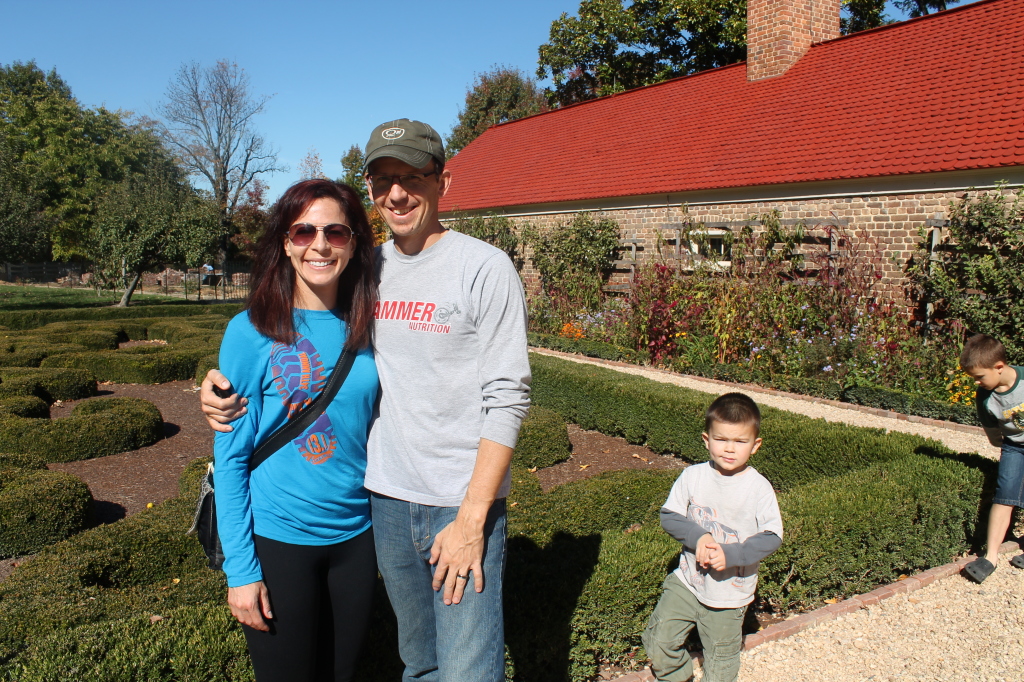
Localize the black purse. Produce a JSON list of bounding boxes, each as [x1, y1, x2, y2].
[[188, 348, 356, 571]]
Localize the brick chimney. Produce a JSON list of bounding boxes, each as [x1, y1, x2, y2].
[[747, 0, 841, 81]]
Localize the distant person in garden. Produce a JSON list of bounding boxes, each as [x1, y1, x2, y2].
[[643, 393, 783, 682], [213, 179, 379, 681], [960, 334, 1024, 584], [201, 119, 531, 681]]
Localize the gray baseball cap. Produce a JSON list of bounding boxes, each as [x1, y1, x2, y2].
[[364, 119, 445, 171]]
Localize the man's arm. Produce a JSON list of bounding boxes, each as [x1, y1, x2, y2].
[[429, 251, 530, 606], [430, 437, 514, 605]]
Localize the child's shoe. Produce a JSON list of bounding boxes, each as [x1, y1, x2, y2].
[[962, 557, 995, 583]]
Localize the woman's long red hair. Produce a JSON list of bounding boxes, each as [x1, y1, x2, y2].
[[247, 179, 376, 350]]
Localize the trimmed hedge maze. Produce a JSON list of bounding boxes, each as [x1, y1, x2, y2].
[[0, 306, 235, 385], [0, 353, 998, 681]]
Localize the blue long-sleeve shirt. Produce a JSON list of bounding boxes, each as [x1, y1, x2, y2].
[[213, 309, 378, 587]]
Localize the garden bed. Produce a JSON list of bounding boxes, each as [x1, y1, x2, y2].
[[0, 352, 1000, 681]]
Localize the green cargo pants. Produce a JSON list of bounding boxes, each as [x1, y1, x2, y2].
[[641, 572, 746, 682]]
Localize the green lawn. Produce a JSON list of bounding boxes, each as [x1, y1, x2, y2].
[[0, 284, 187, 311]]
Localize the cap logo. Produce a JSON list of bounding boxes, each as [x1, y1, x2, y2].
[[382, 127, 405, 140]]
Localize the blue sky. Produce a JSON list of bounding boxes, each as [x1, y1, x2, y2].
[[2, 0, 969, 199], [1, 0, 581, 196]]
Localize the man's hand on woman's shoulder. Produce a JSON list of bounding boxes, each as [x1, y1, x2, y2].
[[200, 369, 248, 432]]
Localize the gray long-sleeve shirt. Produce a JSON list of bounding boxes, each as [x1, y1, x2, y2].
[[363, 230, 531, 506], [660, 508, 782, 567]]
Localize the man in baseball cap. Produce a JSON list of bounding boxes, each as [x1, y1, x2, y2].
[[362, 117, 530, 681]]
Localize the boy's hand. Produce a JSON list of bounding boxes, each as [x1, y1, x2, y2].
[[705, 544, 727, 571], [696, 533, 716, 566]]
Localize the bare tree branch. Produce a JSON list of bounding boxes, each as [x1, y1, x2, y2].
[[159, 60, 284, 225]]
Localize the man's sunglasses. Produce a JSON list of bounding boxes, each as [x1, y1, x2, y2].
[[287, 223, 354, 248]]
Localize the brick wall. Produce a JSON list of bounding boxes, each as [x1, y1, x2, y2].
[[747, 0, 841, 81], [457, 189, 975, 302]]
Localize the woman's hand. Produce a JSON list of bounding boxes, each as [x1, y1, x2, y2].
[[200, 369, 247, 432], [227, 581, 273, 631]]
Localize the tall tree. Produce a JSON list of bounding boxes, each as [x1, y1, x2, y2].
[[339, 145, 389, 244], [160, 60, 282, 233], [446, 67, 548, 157], [92, 161, 221, 306], [230, 178, 270, 259], [297, 147, 327, 180], [0, 61, 166, 259], [892, 0, 957, 16], [537, 0, 746, 107], [340, 144, 369, 205], [841, 0, 888, 33], [538, 0, 907, 108], [0, 134, 51, 263]]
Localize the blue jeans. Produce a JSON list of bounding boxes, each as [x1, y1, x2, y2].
[[994, 440, 1024, 507], [370, 493, 507, 682]]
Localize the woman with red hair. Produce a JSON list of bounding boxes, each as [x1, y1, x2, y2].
[[213, 179, 378, 681]]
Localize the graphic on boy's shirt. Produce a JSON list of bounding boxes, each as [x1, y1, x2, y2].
[[270, 337, 327, 419], [1005, 404, 1024, 430], [269, 335, 336, 465], [294, 412, 338, 465], [689, 504, 740, 545], [681, 503, 755, 589]]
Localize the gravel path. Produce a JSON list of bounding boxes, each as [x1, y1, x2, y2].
[[529, 349, 1000, 460], [733, 548, 1024, 682]]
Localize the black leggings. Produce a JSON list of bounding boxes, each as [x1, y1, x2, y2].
[[243, 529, 376, 682]]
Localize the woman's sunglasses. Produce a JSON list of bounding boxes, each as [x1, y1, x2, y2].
[[287, 223, 354, 248]]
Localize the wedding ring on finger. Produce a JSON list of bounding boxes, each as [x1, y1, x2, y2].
[[457, 574, 470, 580]]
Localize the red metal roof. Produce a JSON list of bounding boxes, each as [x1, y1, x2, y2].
[[440, 0, 1024, 213]]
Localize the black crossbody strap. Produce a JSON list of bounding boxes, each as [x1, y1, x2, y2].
[[247, 347, 356, 473]]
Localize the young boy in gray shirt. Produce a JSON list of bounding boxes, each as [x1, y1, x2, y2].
[[643, 393, 783, 682], [960, 334, 1024, 583]]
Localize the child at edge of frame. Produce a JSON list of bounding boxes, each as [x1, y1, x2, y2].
[[642, 392, 783, 682], [959, 333, 1024, 584]]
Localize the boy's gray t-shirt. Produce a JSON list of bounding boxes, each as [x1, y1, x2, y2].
[[977, 366, 1024, 445], [363, 230, 531, 507], [664, 462, 783, 609]]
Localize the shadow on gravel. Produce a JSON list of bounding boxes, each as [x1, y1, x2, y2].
[[92, 500, 127, 525]]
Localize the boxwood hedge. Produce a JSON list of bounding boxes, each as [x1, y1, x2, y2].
[[0, 354, 997, 681], [529, 353, 960, 492], [0, 304, 242, 331], [0, 465, 93, 558], [529, 336, 979, 426], [513, 406, 571, 470], [0, 367, 97, 402], [0, 397, 163, 462], [528, 332, 649, 364]]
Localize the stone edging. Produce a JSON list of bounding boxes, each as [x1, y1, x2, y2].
[[610, 539, 1021, 682], [528, 348, 984, 436]]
